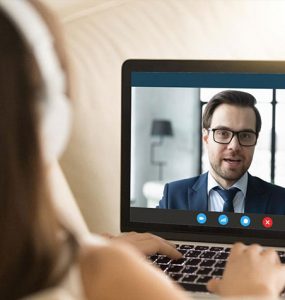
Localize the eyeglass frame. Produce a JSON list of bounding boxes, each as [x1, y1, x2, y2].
[[207, 128, 258, 147]]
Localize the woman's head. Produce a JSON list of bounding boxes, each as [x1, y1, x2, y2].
[[0, 0, 75, 298]]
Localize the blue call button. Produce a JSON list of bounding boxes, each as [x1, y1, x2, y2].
[[197, 213, 207, 224], [218, 214, 229, 225], [240, 215, 251, 227]]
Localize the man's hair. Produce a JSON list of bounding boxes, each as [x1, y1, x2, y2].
[[202, 90, 262, 135]]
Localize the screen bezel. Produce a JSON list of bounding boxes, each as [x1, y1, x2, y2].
[[121, 59, 285, 247]]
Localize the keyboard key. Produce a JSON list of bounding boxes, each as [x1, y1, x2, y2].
[[181, 282, 208, 293], [149, 254, 159, 262], [167, 265, 183, 273], [214, 252, 229, 259], [196, 275, 212, 283], [196, 267, 212, 275], [178, 249, 189, 255], [215, 260, 226, 268], [171, 258, 186, 265], [183, 266, 197, 274], [186, 258, 201, 265], [158, 264, 168, 271], [169, 273, 184, 281], [200, 251, 215, 259], [210, 246, 224, 252], [179, 244, 195, 250], [224, 247, 231, 252], [195, 245, 209, 251], [211, 268, 224, 276], [156, 256, 171, 264], [185, 250, 201, 257], [182, 274, 198, 283], [200, 259, 215, 267]]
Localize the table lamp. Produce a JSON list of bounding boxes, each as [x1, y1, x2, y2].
[[150, 119, 173, 180]]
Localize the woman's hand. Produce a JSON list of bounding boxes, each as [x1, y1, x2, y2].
[[101, 231, 182, 259], [80, 240, 188, 300], [207, 242, 285, 298]]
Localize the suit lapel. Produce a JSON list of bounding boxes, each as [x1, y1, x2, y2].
[[188, 173, 208, 211], [244, 174, 269, 213]]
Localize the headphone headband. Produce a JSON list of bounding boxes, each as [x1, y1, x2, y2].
[[0, 0, 72, 162], [0, 0, 65, 98]]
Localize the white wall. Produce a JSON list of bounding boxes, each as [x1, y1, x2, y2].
[[131, 87, 201, 207]]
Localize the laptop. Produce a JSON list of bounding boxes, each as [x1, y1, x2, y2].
[[121, 59, 285, 298]]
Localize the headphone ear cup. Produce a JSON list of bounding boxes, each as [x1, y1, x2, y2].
[[0, 0, 72, 163], [40, 95, 72, 163]]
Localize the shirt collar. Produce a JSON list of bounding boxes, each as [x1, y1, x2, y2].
[[207, 171, 248, 196]]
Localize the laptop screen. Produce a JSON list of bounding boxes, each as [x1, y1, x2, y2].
[[121, 60, 285, 246]]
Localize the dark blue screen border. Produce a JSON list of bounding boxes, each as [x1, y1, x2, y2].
[[131, 72, 285, 89]]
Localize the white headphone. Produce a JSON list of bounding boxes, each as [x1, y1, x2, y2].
[[0, 0, 72, 162]]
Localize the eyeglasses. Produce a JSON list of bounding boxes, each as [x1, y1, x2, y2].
[[208, 128, 257, 147]]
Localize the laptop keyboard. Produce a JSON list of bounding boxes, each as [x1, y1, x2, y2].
[[150, 244, 285, 293]]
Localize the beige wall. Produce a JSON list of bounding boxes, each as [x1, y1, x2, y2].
[[44, 0, 285, 234]]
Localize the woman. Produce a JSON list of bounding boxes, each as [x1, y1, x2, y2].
[[0, 1, 284, 299]]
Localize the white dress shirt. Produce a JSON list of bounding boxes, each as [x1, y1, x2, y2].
[[207, 172, 248, 213]]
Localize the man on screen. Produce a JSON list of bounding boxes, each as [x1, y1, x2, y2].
[[158, 90, 285, 214]]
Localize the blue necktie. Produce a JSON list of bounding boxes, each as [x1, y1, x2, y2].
[[213, 187, 240, 212]]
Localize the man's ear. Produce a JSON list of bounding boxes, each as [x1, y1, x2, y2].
[[202, 128, 209, 145]]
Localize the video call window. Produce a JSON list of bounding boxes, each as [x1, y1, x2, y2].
[[131, 86, 285, 209]]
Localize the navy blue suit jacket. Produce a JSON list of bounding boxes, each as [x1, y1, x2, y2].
[[158, 172, 285, 214]]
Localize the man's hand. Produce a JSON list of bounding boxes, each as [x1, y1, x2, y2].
[[207, 242, 285, 298], [101, 231, 182, 259]]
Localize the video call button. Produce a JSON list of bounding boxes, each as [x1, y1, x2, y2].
[[240, 215, 251, 227], [262, 216, 273, 228], [218, 214, 229, 226], [197, 213, 207, 224]]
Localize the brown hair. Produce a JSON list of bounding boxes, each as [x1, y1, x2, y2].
[[0, 2, 77, 299], [202, 90, 262, 135]]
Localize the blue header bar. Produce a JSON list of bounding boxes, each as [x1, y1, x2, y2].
[[131, 72, 285, 89]]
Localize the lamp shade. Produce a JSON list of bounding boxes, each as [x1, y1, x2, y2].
[[151, 119, 173, 137]]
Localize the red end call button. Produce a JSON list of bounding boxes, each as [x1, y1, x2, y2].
[[262, 217, 273, 228]]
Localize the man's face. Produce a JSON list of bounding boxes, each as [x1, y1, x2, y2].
[[203, 103, 257, 188]]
